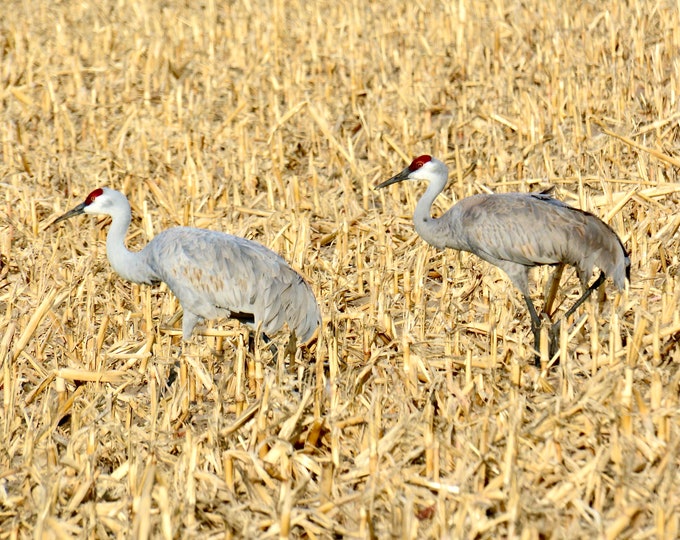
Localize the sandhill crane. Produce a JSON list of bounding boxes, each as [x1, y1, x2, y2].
[[53, 187, 321, 349], [377, 155, 629, 365]]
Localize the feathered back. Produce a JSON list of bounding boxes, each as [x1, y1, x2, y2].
[[441, 192, 629, 295], [143, 227, 321, 342]]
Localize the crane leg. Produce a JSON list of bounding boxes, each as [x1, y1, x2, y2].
[[164, 345, 185, 393], [549, 271, 606, 357], [565, 271, 606, 320], [248, 332, 278, 358], [523, 293, 543, 367], [166, 358, 180, 389], [285, 332, 298, 362], [261, 333, 279, 359], [543, 264, 565, 317]]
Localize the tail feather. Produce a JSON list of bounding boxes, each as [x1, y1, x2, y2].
[[265, 271, 320, 344], [588, 215, 629, 290]]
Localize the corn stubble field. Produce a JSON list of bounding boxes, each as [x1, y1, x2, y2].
[[1, 0, 680, 538]]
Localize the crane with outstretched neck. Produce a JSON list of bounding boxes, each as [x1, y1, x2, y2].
[[53, 187, 321, 348], [377, 155, 629, 365]]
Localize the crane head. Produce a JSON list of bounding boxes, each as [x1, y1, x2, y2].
[[52, 187, 118, 225], [376, 155, 447, 189]]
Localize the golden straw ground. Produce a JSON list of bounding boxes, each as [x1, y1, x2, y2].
[[1, 0, 679, 537]]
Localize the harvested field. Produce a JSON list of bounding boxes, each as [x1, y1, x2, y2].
[[1, 0, 680, 537]]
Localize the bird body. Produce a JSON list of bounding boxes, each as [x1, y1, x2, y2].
[[377, 155, 629, 362], [425, 191, 629, 297], [54, 188, 320, 343]]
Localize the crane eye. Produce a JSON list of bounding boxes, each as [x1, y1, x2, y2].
[[410, 155, 432, 171], [86, 188, 104, 204]]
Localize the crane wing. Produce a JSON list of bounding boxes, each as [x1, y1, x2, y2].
[[145, 227, 320, 341], [457, 193, 581, 266], [449, 192, 627, 290]]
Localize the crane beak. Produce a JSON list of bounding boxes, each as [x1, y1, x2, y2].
[[52, 202, 87, 226], [375, 166, 411, 190]]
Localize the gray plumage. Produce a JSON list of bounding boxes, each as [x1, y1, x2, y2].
[[377, 155, 630, 362], [53, 187, 321, 343], [432, 191, 629, 297]]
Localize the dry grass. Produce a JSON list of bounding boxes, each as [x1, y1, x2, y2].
[[1, 0, 680, 537]]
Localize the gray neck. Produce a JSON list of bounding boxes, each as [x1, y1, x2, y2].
[[413, 181, 450, 249], [105, 203, 154, 284]]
